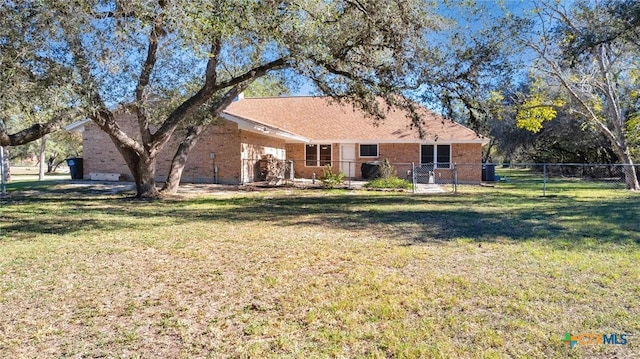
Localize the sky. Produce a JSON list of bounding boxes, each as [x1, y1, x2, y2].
[[293, 0, 536, 96]]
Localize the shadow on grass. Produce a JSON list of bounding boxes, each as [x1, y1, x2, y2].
[[2, 187, 639, 249], [187, 194, 639, 247]]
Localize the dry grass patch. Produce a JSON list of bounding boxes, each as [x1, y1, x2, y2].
[[0, 186, 639, 357]]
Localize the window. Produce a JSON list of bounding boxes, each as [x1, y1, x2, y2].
[[305, 144, 317, 166], [421, 144, 451, 168], [306, 144, 332, 166], [436, 145, 450, 168], [359, 144, 378, 157], [421, 145, 434, 165], [319, 145, 332, 166]]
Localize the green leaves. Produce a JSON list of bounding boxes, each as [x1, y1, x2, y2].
[[516, 93, 564, 133]]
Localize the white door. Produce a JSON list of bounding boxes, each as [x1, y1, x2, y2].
[[340, 144, 356, 178]]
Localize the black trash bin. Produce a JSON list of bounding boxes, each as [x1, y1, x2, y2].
[[66, 157, 84, 180], [361, 161, 382, 179], [482, 163, 496, 182]]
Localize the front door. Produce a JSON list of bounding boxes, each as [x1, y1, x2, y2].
[[340, 144, 356, 178]]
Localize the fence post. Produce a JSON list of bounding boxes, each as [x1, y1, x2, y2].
[[0, 146, 5, 197], [289, 160, 294, 182], [348, 161, 352, 189], [543, 163, 547, 196], [453, 163, 458, 194], [412, 162, 416, 193]]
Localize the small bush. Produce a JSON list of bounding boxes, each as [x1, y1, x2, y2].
[[320, 165, 345, 188], [364, 176, 412, 190]]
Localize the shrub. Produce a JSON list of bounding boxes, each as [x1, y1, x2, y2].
[[364, 176, 412, 190], [320, 165, 345, 188]]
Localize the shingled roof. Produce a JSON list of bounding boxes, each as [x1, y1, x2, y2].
[[223, 96, 487, 143]]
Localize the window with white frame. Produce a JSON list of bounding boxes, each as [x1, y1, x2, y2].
[[305, 144, 332, 166], [359, 144, 378, 157], [421, 144, 451, 168]]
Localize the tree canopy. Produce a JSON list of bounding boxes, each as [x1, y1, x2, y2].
[[513, 0, 640, 189], [2, 0, 442, 197], [420, 0, 639, 190], [3, 0, 639, 193]]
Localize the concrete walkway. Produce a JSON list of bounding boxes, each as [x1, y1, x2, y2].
[[414, 183, 446, 194]]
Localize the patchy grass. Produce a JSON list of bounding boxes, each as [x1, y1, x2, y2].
[[0, 181, 639, 358]]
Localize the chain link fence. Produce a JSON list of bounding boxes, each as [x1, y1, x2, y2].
[[456, 163, 638, 195], [243, 158, 639, 195], [242, 158, 415, 188], [242, 158, 455, 192]]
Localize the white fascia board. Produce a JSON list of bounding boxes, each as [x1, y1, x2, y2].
[[308, 139, 489, 144], [64, 119, 91, 132], [220, 113, 310, 143]]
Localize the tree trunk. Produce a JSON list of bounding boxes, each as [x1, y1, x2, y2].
[[39, 135, 46, 181], [617, 148, 640, 190], [159, 86, 249, 194], [161, 125, 207, 194], [119, 146, 160, 198], [623, 165, 639, 190], [0, 146, 7, 196], [47, 156, 55, 173], [1, 147, 10, 183], [134, 156, 160, 198], [482, 138, 495, 163], [594, 44, 639, 190], [52, 159, 63, 173]]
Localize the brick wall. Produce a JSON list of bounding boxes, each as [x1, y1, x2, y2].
[[451, 143, 482, 183], [82, 115, 137, 179], [82, 114, 296, 184], [285, 143, 335, 179], [240, 131, 286, 182], [83, 115, 244, 184], [84, 114, 484, 185], [241, 131, 286, 160], [376, 143, 419, 164], [286, 142, 482, 182], [177, 121, 241, 184]]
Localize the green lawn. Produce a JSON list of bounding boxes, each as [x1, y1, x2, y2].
[[1, 181, 639, 358]]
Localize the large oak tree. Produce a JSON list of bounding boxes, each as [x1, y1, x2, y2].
[[2, 0, 440, 197]]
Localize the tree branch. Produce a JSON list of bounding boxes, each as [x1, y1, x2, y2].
[[0, 110, 80, 146], [62, 21, 143, 154], [150, 57, 287, 153], [205, 40, 223, 87], [537, 50, 624, 157], [135, 10, 165, 146], [595, 43, 626, 140], [215, 58, 287, 90], [310, 56, 379, 88]]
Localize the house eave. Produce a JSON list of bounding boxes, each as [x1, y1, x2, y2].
[[64, 119, 91, 132], [220, 112, 310, 143], [305, 139, 490, 145]]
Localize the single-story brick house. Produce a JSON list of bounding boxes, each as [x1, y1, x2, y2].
[[69, 96, 488, 184]]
